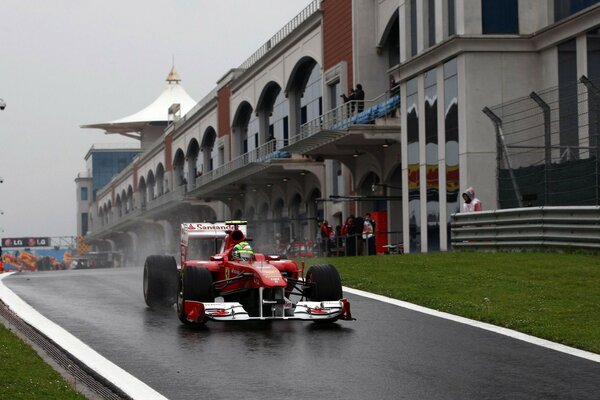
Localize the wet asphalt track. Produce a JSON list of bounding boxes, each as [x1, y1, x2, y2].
[[4, 267, 600, 400]]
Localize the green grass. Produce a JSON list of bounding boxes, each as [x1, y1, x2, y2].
[[0, 324, 86, 399], [303, 251, 600, 354]]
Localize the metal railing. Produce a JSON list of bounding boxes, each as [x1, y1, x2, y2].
[[291, 89, 401, 145], [238, 0, 320, 70], [451, 206, 600, 251], [194, 140, 286, 188]]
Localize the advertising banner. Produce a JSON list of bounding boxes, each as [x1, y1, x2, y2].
[[2, 237, 51, 248]]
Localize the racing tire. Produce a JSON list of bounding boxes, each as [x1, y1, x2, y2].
[[305, 264, 343, 301], [177, 266, 214, 325], [143, 255, 178, 308]]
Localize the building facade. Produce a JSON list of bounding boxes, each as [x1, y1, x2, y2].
[[78, 0, 600, 260]]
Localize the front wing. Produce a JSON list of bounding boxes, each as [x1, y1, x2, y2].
[[182, 299, 354, 323]]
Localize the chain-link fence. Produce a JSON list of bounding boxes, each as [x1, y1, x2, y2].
[[484, 76, 600, 208]]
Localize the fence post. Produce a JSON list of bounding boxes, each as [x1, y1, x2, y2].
[[530, 91, 552, 205], [483, 107, 523, 208]]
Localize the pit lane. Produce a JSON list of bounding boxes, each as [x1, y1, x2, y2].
[[3, 267, 600, 400]]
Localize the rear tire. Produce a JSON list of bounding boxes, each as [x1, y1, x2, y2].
[[305, 264, 343, 301], [177, 266, 214, 325], [143, 255, 178, 308]]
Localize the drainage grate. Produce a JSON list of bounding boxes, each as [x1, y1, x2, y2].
[[0, 300, 132, 400]]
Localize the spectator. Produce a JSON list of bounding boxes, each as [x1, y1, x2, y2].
[[342, 216, 356, 256], [341, 88, 355, 114], [363, 213, 376, 255], [462, 187, 482, 212], [318, 220, 332, 256], [354, 84, 365, 113], [390, 76, 400, 97]]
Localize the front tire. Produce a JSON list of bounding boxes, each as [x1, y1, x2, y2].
[[143, 255, 178, 308], [177, 266, 214, 325], [305, 264, 343, 301]]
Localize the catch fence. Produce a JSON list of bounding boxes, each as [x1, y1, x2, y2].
[[483, 75, 600, 208]]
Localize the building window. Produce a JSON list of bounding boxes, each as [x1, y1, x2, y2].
[[81, 213, 89, 235], [425, 69, 439, 251], [448, 0, 456, 36], [588, 28, 600, 151], [482, 0, 519, 34], [555, 0, 600, 22], [407, 78, 420, 252], [410, 0, 418, 56], [80, 187, 88, 201], [428, 0, 436, 47], [558, 39, 579, 159], [444, 59, 459, 249]]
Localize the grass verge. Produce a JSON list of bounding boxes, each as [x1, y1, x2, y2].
[[303, 251, 600, 354], [0, 324, 86, 399]]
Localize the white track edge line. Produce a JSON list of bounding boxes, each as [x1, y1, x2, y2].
[[0, 273, 167, 400], [343, 286, 600, 363]]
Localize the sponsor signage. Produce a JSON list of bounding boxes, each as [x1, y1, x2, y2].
[[2, 237, 51, 248]]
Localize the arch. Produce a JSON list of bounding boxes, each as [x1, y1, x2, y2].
[[256, 81, 286, 146], [98, 208, 104, 227], [155, 163, 165, 196], [115, 194, 123, 218], [285, 56, 322, 138], [285, 56, 318, 94], [127, 185, 134, 213], [172, 148, 186, 188], [232, 101, 254, 158], [200, 126, 217, 174], [146, 170, 156, 200], [186, 138, 200, 189], [138, 176, 147, 209], [378, 9, 400, 67]]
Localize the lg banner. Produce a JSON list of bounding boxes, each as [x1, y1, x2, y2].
[[2, 237, 51, 248]]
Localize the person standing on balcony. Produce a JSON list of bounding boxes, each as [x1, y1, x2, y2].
[[341, 88, 355, 114], [354, 84, 365, 113], [462, 187, 482, 212]]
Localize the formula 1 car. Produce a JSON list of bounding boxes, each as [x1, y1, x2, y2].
[[143, 221, 354, 325]]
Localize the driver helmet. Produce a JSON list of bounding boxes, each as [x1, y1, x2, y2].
[[232, 241, 254, 261]]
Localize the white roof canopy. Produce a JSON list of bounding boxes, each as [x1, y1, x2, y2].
[[81, 67, 197, 137]]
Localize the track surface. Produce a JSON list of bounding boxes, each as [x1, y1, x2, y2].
[[4, 267, 600, 400]]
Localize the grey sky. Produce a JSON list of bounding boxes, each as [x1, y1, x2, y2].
[[0, 0, 313, 238]]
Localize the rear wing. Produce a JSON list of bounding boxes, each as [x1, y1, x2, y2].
[[181, 222, 247, 243]]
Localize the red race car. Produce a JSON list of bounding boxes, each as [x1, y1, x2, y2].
[[143, 221, 353, 325]]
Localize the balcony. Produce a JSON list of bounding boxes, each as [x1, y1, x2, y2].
[[285, 91, 401, 155]]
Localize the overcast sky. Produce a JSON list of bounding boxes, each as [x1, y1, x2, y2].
[[0, 0, 314, 238]]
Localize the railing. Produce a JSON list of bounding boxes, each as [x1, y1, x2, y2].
[[291, 89, 401, 146], [194, 140, 289, 188], [146, 185, 186, 212], [451, 206, 600, 251], [238, 0, 320, 70]]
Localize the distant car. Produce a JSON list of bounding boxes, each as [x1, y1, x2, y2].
[[143, 221, 354, 325]]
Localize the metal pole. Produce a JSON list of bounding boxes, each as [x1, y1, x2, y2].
[[483, 107, 523, 208], [529, 91, 552, 205]]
